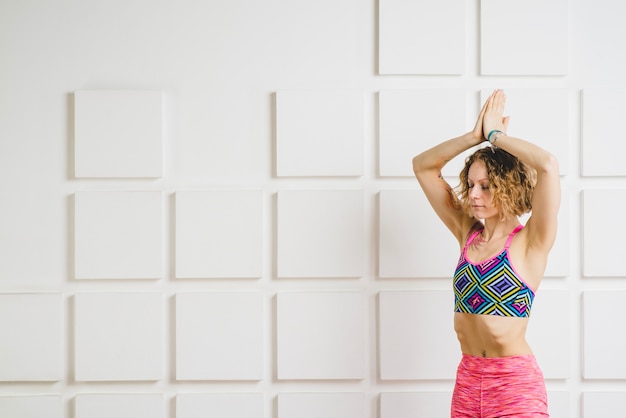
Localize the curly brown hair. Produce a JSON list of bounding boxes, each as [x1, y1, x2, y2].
[[456, 147, 537, 220]]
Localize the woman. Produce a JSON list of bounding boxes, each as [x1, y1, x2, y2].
[[412, 89, 560, 417]]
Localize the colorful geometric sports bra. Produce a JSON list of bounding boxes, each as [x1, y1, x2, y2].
[[453, 225, 535, 318]]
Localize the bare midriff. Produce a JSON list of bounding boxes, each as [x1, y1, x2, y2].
[[454, 312, 533, 358]]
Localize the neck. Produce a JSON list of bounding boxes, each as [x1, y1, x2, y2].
[[479, 217, 520, 242]]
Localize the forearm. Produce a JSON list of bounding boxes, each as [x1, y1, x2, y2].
[[412, 131, 480, 175], [490, 133, 558, 174]]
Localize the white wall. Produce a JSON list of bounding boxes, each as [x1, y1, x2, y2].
[[1, 0, 626, 417]]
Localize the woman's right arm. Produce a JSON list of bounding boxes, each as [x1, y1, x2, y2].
[[412, 132, 480, 244], [412, 97, 490, 243]]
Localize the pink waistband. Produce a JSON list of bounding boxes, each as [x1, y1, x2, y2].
[[459, 353, 539, 376]]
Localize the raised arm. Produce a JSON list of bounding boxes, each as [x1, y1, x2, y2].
[[482, 89, 560, 254], [412, 100, 488, 244]]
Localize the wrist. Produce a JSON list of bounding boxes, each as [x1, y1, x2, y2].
[[486, 129, 505, 144], [467, 128, 484, 140], [465, 131, 483, 146]]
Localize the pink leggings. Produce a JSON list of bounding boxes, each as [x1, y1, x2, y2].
[[451, 354, 549, 418]]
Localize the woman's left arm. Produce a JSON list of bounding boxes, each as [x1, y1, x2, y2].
[[483, 89, 561, 253]]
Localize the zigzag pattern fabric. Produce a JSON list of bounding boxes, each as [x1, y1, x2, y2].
[[453, 227, 535, 317]]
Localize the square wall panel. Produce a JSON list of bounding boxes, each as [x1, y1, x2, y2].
[[278, 393, 364, 418], [277, 291, 366, 379], [381, 392, 451, 418], [379, 190, 459, 278], [177, 393, 263, 418], [583, 291, 626, 379], [379, 291, 458, 380], [175, 191, 263, 279], [74, 90, 163, 178], [176, 292, 263, 380], [379, 89, 467, 177], [582, 89, 626, 176], [480, 89, 570, 175], [74, 292, 163, 381], [74, 191, 163, 279], [276, 90, 364, 176], [0, 293, 63, 381], [0, 396, 62, 418], [576, 2, 626, 85], [526, 290, 570, 378], [75, 394, 163, 418], [481, 0, 568, 75], [583, 392, 626, 417], [277, 190, 364, 278], [582, 189, 626, 277], [379, 0, 465, 75]]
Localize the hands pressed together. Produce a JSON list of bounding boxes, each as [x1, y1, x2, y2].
[[472, 89, 510, 144]]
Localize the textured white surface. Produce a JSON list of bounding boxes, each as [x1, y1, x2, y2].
[[278, 393, 365, 418], [379, 190, 458, 278], [74, 292, 163, 381], [277, 190, 364, 278], [526, 290, 571, 378], [175, 191, 263, 278], [583, 291, 626, 379], [276, 90, 364, 176], [75, 394, 163, 418], [0, 396, 62, 418], [379, 89, 467, 177], [379, 291, 458, 379], [74, 90, 163, 178], [176, 292, 263, 380], [379, 0, 465, 74], [546, 392, 571, 418], [481, 0, 568, 75], [277, 291, 366, 379], [177, 393, 264, 418], [74, 191, 163, 279], [582, 89, 626, 176], [583, 392, 626, 417], [381, 392, 451, 418], [582, 189, 626, 277], [544, 193, 570, 278], [1, 0, 625, 414], [0, 294, 63, 381]]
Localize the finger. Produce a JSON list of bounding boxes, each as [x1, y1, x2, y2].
[[476, 95, 490, 125], [480, 91, 492, 110], [493, 89, 506, 111], [486, 90, 498, 111], [478, 98, 488, 118]]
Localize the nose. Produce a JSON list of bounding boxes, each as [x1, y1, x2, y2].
[[469, 185, 479, 198]]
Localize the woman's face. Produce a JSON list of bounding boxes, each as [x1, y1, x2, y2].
[[467, 160, 498, 219]]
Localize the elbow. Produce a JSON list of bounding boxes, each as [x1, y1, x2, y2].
[[412, 153, 439, 176], [537, 153, 559, 176], [412, 155, 424, 175]]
